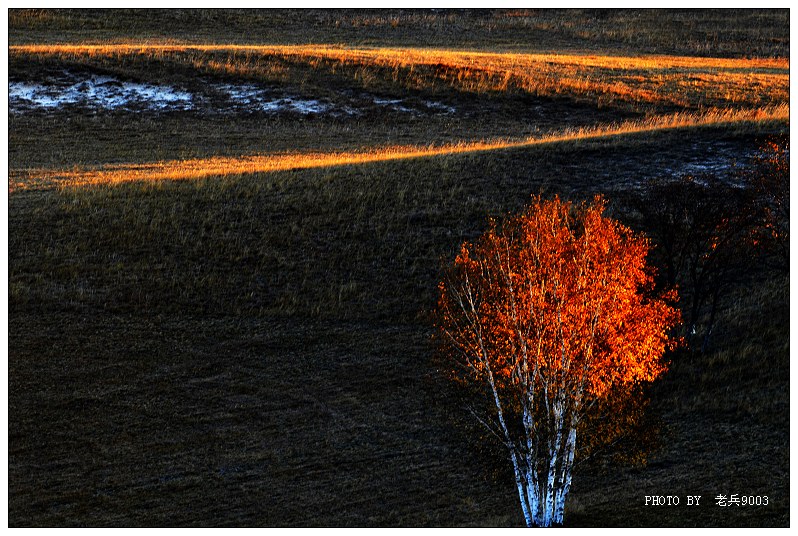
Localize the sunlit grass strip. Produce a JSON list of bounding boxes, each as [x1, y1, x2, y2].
[[11, 44, 788, 109], [10, 105, 788, 192], [10, 44, 789, 71]]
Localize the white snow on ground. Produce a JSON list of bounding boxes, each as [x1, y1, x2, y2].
[[373, 96, 456, 115], [9, 77, 195, 111], [424, 100, 456, 114], [9, 73, 457, 117], [372, 97, 415, 114], [217, 84, 333, 114]]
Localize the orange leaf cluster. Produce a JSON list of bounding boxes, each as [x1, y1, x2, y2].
[[438, 196, 680, 406]]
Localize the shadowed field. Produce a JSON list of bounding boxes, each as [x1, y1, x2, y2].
[[7, 8, 790, 527], [10, 107, 788, 191]]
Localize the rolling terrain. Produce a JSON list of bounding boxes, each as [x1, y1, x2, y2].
[[7, 8, 790, 527]]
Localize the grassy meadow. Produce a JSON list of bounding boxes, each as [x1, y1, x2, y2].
[[7, 9, 789, 527]]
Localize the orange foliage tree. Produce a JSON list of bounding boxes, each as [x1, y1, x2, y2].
[[436, 195, 680, 527], [746, 136, 789, 273]]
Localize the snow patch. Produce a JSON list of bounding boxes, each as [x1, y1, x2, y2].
[[9, 72, 457, 117], [423, 100, 456, 114], [9, 76, 194, 112], [660, 141, 753, 181], [217, 84, 332, 115], [373, 96, 455, 115], [372, 97, 415, 114]]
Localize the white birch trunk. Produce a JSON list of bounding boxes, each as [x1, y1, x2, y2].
[[553, 426, 577, 525], [510, 403, 578, 527], [511, 451, 534, 527]]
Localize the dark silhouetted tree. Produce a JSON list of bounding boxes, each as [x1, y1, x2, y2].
[[627, 137, 788, 352]]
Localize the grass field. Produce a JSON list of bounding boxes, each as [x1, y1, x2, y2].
[[7, 8, 790, 527]]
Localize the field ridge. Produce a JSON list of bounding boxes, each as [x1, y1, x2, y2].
[[10, 105, 788, 192]]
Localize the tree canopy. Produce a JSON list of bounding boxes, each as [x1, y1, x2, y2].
[[437, 195, 680, 526]]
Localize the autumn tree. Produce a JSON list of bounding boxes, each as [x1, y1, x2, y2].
[[436, 196, 680, 527], [743, 136, 789, 273]]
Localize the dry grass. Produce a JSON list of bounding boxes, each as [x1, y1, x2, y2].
[[10, 44, 789, 110], [9, 105, 789, 192], [9, 128, 789, 526], [8, 8, 790, 528], [13, 43, 789, 69], [8, 9, 789, 58]]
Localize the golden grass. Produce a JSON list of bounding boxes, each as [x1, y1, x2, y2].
[[10, 44, 789, 70], [10, 44, 789, 109], [10, 105, 788, 192]]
